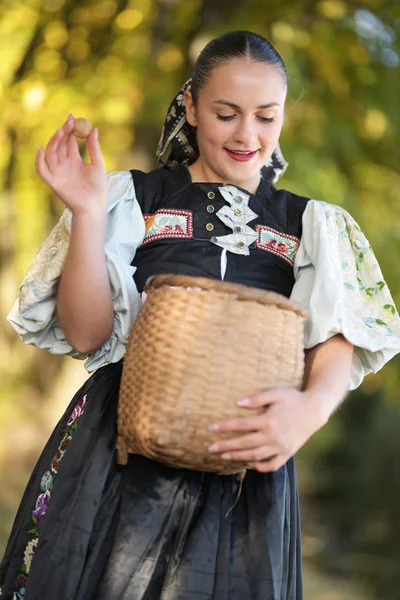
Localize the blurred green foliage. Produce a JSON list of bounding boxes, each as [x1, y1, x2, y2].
[[0, 0, 399, 597]]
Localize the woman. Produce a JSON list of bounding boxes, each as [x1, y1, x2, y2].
[[1, 30, 400, 600]]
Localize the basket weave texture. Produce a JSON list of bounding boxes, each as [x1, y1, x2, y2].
[[117, 274, 307, 474]]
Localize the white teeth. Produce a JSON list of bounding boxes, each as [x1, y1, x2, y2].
[[229, 150, 254, 155]]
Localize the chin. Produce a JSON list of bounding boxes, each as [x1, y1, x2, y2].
[[225, 163, 262, 181]]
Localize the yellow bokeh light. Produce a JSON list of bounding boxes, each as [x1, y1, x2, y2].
[[363, 109, 388, 139], [34, 49, 63, 74], [115, 9, 144, 30], [70, 8, 91, 23], [97, 55, 124, 76], [317, 0, 347, 19], [69, 26, 89, 42], [348, 44, 369, 65], [93, 0, 118, 22], [84, 76, 107, 96], [22, 83, 47, 111], [66, 41, 91, 62], [128, 0, 151, 13], [271, 22, 295, 44], [157, 46, 184, 73], [0, 6, 38, 34], [100, 97, 132, 125], [44, 21, 69, 49], [293, 30, 311, 48]]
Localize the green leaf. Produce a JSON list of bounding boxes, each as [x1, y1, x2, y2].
[[383, 304, 396, 315], [377, 281, 385, 290], [28, 524, 39, 535], [365, 288, 375, 297], [375, 319, 387, 326]]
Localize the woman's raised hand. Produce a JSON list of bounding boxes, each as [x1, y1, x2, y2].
[[36, 114, 108, 217]]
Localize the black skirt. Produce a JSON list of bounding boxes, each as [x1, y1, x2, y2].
[[0, 362, 302, 600]]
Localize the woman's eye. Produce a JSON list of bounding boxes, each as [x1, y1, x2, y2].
[[216, 114, 235, 121], [216, 114, 275, 123]]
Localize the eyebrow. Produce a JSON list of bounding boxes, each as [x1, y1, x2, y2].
[[213, 100, 280, 110]]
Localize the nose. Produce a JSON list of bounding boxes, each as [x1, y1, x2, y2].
[[232, 117, 258, 148]]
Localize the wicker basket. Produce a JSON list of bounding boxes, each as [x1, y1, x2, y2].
[[117, 274, 307, 474]]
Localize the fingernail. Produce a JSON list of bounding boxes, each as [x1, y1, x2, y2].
[[37, 146, 42, 152], [237, 397, 250, 406], [221, 453, 231, 460], [68, 112, 74, 120], [208, 423, 219, 431], [208, 444, 219, 452]]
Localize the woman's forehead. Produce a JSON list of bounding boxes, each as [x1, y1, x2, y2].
[[199, 59, 287, 105]]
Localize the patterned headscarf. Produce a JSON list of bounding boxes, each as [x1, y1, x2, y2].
[[156, 79, 288, 184]]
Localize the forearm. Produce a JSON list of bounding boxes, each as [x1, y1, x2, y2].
[[302, 334, 354, 429], [57, 212, 114, 353]]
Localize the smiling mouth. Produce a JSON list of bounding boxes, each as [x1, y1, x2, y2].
[[224, 148, 258, 162], [226, 149, 257, 155]]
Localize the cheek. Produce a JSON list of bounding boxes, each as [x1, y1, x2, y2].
[[260, 122, 283, 146], [196, 118, 231, 149]]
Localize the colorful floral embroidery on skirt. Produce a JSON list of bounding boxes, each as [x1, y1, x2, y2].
[[6, 394, 88, 599]]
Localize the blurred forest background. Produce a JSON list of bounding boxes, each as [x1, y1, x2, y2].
[[0, 0, 399, 597]]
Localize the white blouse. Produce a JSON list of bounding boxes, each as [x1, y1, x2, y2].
[[7, 171, 400, 390]]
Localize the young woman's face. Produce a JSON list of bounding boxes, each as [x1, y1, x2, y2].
[[185, 59, 287, 192]]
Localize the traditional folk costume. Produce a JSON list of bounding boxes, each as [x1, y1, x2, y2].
[[1, 82, 400, 600]]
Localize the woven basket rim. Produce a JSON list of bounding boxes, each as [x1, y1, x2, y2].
[[144, 274, 307, 317]]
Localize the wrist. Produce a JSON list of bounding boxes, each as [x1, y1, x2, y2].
[[301, 387, 339, 431], [71, 209, 108, 240], [71, 201, 107, 218]]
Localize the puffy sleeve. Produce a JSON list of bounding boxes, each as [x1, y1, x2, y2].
[[7, 171, 145, 372], [290, 199, 400, 390]]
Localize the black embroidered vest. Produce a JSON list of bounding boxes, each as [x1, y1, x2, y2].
[[130, 167, 310, 299]]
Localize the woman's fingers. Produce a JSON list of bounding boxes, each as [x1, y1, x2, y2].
[[44, 128, 64, 171], [66, 129, 81, 162], [209, 413, 266, 433], [57, 118, 75, 162], [36, 147, 52, 185], [221, 445, 277, 463], [208, 432, 277, 462], [86, 127, 105, 169], [248, 455, 282, 473], [208, 431, 265, 454]]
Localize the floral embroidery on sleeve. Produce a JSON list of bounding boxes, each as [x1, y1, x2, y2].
[[319, 201, 400, 343], [17, 209, 71, 314]]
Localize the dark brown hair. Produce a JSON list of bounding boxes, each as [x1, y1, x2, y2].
[[191, 31, 288, 103]]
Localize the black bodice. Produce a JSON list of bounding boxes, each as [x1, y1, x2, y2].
[[130, 167, 310, 298]]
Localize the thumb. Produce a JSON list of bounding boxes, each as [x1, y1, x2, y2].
[[86, 127, 105, 169]]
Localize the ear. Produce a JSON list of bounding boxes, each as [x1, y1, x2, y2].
[[184, 90, 197, 127]]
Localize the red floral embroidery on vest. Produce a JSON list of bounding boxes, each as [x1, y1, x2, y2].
[[142, 209, 193, 244], [256, 225, 300, 266]]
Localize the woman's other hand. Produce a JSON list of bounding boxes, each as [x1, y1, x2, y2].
[[36, 114, 108, 217], [207, 335, 353, 473], [207, 388, 323, 473]]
